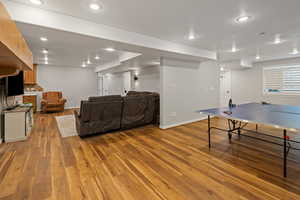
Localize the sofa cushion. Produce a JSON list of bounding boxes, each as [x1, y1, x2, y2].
[[88, 95, 122, 102], [76, 99, 123, 136], [121, 95, 155, 129], [127, 91, 153, 96]]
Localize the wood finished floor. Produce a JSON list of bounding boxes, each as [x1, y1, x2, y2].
[[1, 110, 300, 199]]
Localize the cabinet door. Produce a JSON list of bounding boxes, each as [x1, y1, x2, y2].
[[23, 96, 37, 113], [24, 64, 36, 84]]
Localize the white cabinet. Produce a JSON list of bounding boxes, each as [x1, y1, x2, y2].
[[4, 106, 33, 143]]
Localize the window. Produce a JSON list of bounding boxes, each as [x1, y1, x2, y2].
[[263, 65, 300, 94]]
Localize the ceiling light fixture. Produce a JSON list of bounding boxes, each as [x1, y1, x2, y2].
[[42, 48, 48, 54], [82, 62, 87, 68], [44, 56, 48, 61], [236, 16, 251, 23], [45, 61, 48, 65], [220, 67, 225, 71], [188, 34, 196, 40], [95, 55, 100, 60], [105, 47, 115, 52], [89, 3, 100, 10], [274, 35, 282, 44], [87, 59, 92, 65], [231, 45, 237, 53], [30, 0, 43, 5], [256, 55, 261, 60], [289, 48, 299, 55], [40, 37, 48, 42]]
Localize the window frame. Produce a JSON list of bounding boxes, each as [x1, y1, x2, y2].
[[263, 64, 300, 96]]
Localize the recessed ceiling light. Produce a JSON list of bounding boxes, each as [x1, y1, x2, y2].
[[82, 62, 87, 68], [236, 16, 251, 23], [289, 48, 299, 55], [87, 59, 92, 65], [40, 37, 48, 42], [30, 0, 43, 5], [274, 35, 282, 44], [231, 45, 238, 53], [89, 3, 100, 10], [45, 61, 48, 65], [185, 32, 201, 41], [44, 56, 48, 61], [42, 49, 48, 54], [188, 34, 195, 40], [220, 67, 224, 71], [95, 55, 100, 60], [129, 68, 139, 71], [256, 55, 261, 60], [150, 61, 160, 66], [274, 39, 281, 44], [105, 48, 115, 52]]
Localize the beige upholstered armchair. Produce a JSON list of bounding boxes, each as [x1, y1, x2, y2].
[[41, 91, 66, 113]]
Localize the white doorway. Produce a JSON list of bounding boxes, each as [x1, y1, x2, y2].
[[103, 75, 110, 96], [97, 75, 103, 96], [220, 70, 232, 107], [101, 72, 132, 96], [122, 71, 131, 95]]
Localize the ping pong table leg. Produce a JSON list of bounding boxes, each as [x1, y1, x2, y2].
[[208, 115, 211, 148], [283, 129, 287, 178]]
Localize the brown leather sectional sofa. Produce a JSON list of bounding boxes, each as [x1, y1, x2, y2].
[[74, 91, 159, 137]]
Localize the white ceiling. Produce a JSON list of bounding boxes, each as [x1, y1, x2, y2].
[[100, 55, 161, 74], [9, 0, 300, 64], [16, 22, 123, 68]]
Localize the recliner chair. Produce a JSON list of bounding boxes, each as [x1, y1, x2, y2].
[[41, 91, 67, 113]]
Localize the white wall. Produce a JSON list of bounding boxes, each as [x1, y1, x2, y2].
[[37, 65, 98, 109], [103, 65, 160, 95], [103, 73, 125, 95], [231, 57, 300, 106], [160, 59, 220, 129], [132, 66, 160, 93]]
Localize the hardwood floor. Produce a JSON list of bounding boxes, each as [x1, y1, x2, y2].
[[1, 109, 300, 199]]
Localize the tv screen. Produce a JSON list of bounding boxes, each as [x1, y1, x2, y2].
[[6, 71, 24, 96]]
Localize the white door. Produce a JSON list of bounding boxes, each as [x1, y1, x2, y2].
[[122, 72, 131, 95], [103, 76, 109, 96], [97, 76, 103, 96], [220, 71, 231, 107]]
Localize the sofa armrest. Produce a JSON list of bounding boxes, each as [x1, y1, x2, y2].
[[74, 110, 80, 119], [74, 110, 84, 136], [41, 99, 47, 105], [59, 98, 67, 104]]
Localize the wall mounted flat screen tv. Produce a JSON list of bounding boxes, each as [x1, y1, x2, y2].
[[6, 71, 24, 96]]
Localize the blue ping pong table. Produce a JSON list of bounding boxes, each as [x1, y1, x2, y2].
[[198, 102, 300, 178]]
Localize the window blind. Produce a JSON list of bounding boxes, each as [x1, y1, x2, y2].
[[263, 65, 300, 94]]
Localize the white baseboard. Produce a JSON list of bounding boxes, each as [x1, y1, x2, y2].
[[65, 106, 80, 110], [159, 116, 208, 129], [5, 136, 27, 143]]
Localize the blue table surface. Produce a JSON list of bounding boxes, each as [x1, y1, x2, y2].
[[198, 103, 300, 130]]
